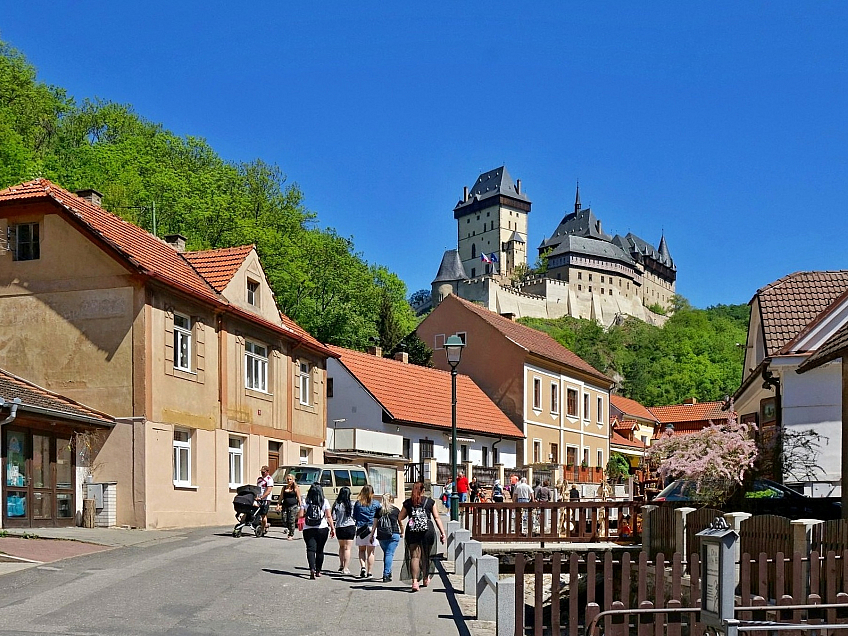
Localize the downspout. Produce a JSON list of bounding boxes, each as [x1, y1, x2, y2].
[[491, 436, 503, 466], [0, 397, 21, 427]]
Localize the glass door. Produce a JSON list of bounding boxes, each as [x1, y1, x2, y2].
[[4, 429, 28, 526]]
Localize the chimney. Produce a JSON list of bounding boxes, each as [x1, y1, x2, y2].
[[164, 233, 187, 253], [463, 186, 468, 202], [394, 351, 409, 364], [76, 189, 103, 207], [367, 346, 383, 358], [516, 179, 521, 195], [683, 397, 697, 405]]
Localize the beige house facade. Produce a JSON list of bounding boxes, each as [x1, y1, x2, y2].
[[417, 294, 613, 472], [0, 179, 332, 528]]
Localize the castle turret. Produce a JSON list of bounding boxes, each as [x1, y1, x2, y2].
[[431, 249, 468, 308]]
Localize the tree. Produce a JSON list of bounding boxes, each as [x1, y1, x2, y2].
[[646, 404, 758, 505], [391, 331, 433, 367]]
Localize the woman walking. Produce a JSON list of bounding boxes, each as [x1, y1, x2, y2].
[[370, 493, 401, 582], [399, 481, 446, 592], [352, 485, 380, 579], [275, 473, 301, 541], [300, 483, 335, 579], [332, 486, 356, 574]]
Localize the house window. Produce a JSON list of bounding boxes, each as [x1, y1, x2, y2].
[[583, 393, 590, 420], [533, 378, 541, 410], [482, 446, 489, 467], [493, 446, 499, 465], [299, 362, 311, 405], [455, 332, 467, 345], [173, 313, 192, 371], [551, 383, 559, 414], [597, 396, 604, 423], [173, 429, 192, 486], [247, 279, 259, 306], [228, 437, 244, 488], [597, 449, 604, 469], [419, 439, 434, 460], [9, 222, 40, 261], [567, 389, 578, 417], [403, 438, 411, 459], [583, 447, 590, 467], [299, 447, 310, 464], [533, 440, 542, 463], [461, 444, 468, 463], [566, 446, 578, 467], [245, 341, 268, 392], [434, 334, 445, 350], [550, 443, 559, 464]]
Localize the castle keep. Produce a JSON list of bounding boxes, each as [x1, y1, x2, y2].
[[431, 166, 676, 327]]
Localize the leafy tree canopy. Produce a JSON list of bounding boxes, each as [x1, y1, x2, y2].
[[0, 39, 415, 351]]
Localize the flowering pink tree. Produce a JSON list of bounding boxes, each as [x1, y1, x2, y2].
[[646, 403, 758, 505]]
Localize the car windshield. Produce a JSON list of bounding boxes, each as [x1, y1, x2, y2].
[[272, 466, 320, 486], [655, 480, 699, 499]]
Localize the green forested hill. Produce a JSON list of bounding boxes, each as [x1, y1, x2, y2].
[[519, 298, 749, 406], [0, 40, 415, 350]]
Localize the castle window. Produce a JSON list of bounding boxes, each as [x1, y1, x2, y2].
[[601, 288, 604, 294], [471, 268, 476, 277], [487, 211, 490, 217], [471, 244, 476, 258], [588, 274, 593, 281], [601, 276, 605, 283], [578, 272, 582, 280], [578, 285, 582, 291], [588, 286, 592, 292]]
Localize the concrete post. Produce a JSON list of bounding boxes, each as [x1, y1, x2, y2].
[[497, 576, 516, 636], [495, 463, 505, 485], [453, 529, 471, 573], [446, 521, 461, 561], [675, 507, 698, 558], [526, 466, 534, 487], [427, 457, 438, 485], [476, 555, 499, 621], [792, 518, 823, 589], [724, 511, 751, 582], [641, 504, 657, 554], [462, 539, 483, 594]]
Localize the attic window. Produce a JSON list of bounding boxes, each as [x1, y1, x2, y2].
[[247, 280, 259, 306], [9, 223, 40, 261]]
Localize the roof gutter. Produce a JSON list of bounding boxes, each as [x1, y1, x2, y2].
[[0, 397, 21, 427]]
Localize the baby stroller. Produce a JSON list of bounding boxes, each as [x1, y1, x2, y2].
[[232, 484, 266, 538]]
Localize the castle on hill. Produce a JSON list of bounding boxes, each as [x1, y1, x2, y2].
[[429, 166, 676, 327]]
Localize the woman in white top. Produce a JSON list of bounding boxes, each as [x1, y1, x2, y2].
[[300, 483, 335, 579]]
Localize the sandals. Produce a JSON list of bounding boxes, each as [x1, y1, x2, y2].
[[422, 576, 431, 588]]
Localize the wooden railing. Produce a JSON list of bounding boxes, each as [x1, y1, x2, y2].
[[460, 500, 641, 542]]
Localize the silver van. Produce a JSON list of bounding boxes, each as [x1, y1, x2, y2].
[[266, 464, 369, 523]]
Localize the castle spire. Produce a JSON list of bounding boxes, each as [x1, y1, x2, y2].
[[574, 181, 581, 214]]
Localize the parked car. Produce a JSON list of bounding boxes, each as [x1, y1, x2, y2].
[[265, 464, 369, 524], [652, 478, 841, 520]]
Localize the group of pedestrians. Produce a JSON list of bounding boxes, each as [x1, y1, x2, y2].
[[274, 475, 445, 590]]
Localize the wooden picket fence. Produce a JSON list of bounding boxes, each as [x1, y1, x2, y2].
[[511, 550, 848, 636]]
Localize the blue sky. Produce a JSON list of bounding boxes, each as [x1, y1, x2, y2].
[[4, 3, 848, 308]]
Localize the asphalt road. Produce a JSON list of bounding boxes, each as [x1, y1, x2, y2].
[[0, 526, 467, 636]]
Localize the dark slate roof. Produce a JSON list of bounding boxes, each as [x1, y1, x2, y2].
[[658, 235, 672, 265], [507, 230, 525, 244], [613, 233, 675, 270], [0, 369, 114, 426], [454, 166, 529, 212], [432, 249, 468, 284], [540, 208, 612, 251], [546, 234, 635, 265]]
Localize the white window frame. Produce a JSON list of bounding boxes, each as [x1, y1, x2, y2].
[[247, 279, 259, 306], [299, 447, 310, 465], [533, 377, 542, 410], [551, 382, 559, 414], [228, 436, 244, 488], [434, 334, 445, 350], [533, 439, 542, 464], [299, 362, 311, 405], [11, 222, 40, 261], [567, 388, 578, 417], [597, 396, 604, 423], [597, 449, 604, 470], [173, 312, 192, 372], [583, 393, 590, 421], [173, 429, 192, 487], [245, 340, 268, 392], [583, 447, 590, 467]]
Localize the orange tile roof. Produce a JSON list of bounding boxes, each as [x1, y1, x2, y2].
[[330, 346, 524, 439], [184, 245, 254, 292], [610, 431, 646, 449], [446, 295, 612, 385], [0, 179, 333, 357], [610, 394, 657, 422], [0, 368, 114, 425], [613, 419, 638, 431], [648, 401, 726, 425], [755, 271, 848, 356]]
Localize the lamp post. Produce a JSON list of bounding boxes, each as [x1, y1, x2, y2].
[[444, 335, 465, 522]]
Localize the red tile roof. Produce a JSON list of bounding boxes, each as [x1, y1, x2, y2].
[[0, 369, 114, 425], [184, 245, 254, 292], [613, 419, 638, 431], [0, 179, 333, 357], [756, 271, 848, 356], [610, 431, 646, 449], [610, 394, 657, 422], [446, 295, 612, 385], [648, 401, 726, 437], [330, 346, 524, 439]]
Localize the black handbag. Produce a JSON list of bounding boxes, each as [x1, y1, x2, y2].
[[356, 524, 372, 539]]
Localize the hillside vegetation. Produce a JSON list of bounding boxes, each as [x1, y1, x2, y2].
[[519, 298, 749, 406], [0, 39, 415, 350]]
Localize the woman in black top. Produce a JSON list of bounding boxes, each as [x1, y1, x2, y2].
[[398, 482, 446, 591], [275, 473, 301, 540]]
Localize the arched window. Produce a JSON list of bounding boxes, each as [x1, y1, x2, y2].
[[471, 244, 477, 259]]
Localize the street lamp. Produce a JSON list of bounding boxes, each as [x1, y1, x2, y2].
[[444, 335, 465, 522]]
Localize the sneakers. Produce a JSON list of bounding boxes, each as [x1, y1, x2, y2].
[[342, 569, 351, 575], [383, 574, 392, 582], [365, 572, 373, 579], [360, 568, 367, 579], [338, 566, 344, 573]]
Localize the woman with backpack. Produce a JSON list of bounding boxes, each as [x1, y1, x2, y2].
[[491, 479, 505, 503], [352, 485, 380, 579], [299, 483, 335, 580], [398, 481, 446, 592], [332, 486, 356, 575], [370, 493, 401, 582]]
